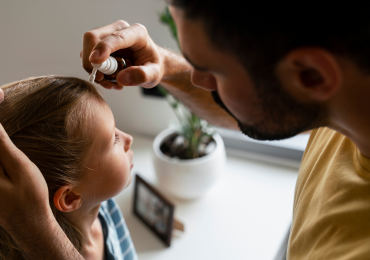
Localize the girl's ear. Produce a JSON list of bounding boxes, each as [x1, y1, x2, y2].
[[53, 186, 82, 212]]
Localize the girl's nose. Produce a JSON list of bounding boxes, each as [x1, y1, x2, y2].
[[124, 133, 133, 152]]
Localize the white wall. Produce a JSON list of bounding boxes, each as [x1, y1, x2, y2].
[[0, 0, 179, 136]]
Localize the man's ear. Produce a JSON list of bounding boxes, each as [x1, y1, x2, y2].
[[276, 48, 342, 102], [53, 186, 82, 212]]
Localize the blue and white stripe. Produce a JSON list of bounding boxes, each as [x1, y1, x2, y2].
[[99, 199, 138, 260]]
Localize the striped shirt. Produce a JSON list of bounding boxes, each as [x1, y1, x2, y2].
[[98, 199, 137, 260]]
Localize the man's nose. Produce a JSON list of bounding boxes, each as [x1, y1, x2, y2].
[[191, 70, 217, 91]]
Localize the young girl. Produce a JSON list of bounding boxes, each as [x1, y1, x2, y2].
[[0, 76, 137, 260]]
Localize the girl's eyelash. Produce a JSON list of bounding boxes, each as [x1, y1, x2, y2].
[[114, 134, 119, 144]]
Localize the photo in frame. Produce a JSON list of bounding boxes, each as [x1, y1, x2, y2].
[[133, 174, 175, 247]]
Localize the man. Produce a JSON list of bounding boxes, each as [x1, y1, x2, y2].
[[1, 1, 370, 259]]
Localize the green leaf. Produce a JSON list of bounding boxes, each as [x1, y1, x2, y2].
[[157, 85, 168, 97], [159, 7, 179, 48], [159, 6, 215, 159]]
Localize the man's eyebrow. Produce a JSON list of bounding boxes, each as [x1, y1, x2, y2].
[[182, 52, 208, 72]]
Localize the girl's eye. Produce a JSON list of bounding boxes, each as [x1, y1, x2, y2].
[[114, 134, 119, 144]]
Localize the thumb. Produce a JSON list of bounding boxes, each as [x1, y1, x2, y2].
[[116, 63, 162, 89]]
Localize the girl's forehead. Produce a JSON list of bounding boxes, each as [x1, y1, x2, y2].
[[83, 100, 115, 159], [91, 100, 114, 137]]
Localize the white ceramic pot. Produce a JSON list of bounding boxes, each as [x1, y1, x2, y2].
[[152, 128, 226, 200]]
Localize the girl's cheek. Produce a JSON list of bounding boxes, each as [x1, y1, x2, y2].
[[113, 152, 129, 173]]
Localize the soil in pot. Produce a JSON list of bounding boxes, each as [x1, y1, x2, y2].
[[160, 132, 216, 160]]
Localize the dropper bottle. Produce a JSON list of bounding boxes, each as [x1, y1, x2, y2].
[[89, 56, 132, 83]]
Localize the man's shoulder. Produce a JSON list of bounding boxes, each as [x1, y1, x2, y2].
[[304, 127, 344, 154], [291, 127, 370, 259]]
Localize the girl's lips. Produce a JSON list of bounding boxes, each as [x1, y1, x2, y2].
[[129, 150, 134, 170]]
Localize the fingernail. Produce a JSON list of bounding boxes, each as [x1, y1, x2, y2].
[[100, 82, 112, 89], [114, 85, 124, 90], [90, 50, 100, 61], [118, 72, 132, 85]]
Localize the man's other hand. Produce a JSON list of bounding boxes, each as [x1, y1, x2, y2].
[[0, 123, 51, 236]]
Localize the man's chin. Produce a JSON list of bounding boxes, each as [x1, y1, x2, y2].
[[210, 90, 311, 141], [237, 122, 301, 141]]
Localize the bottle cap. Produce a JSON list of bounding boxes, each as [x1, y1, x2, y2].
[[92, 56, 118, 75], [89, 56, 118, 83]]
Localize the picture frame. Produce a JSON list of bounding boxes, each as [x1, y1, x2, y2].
[[133, 174, 175, 247]]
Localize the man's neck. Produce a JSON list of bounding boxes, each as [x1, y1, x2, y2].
[[327, 58, 370, 158], [331, 122, 370, 159], [328, 66, 370, 158]]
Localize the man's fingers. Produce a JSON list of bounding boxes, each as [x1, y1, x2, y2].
[[0, 164, 9, 181], [0, 164, 13, 194], [116, 63, 161, 88], [90, 23, 149, 64], [82, 20, 130, 73], [0, 89, 4, 104], [99, 80, 114, 89], [90, 20, 130, 38], [0, 124, 28, 181], [96, 80, 124, 90], [113, 85, 124, 90], [82, 21, 162, 89]]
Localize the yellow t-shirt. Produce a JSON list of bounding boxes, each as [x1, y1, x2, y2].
[[288, 127, 370, 260]]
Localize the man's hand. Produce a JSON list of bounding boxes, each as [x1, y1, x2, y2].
[[0, 89, 4, 103], [0, 123, 50, 235], [81, 20, 165, 90], [0, 99, 84, 260]]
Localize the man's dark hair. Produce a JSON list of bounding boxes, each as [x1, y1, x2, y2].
[[167, 1, 370, 77], [167, 1, 370, 141]]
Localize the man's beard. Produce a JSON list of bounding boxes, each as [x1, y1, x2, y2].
[[211, 75, 325, 141]]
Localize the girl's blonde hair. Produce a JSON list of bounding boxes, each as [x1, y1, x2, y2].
[[0, 75, 104, 259]]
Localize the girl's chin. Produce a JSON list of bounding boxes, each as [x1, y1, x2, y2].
[[123, 174, 133, 189]]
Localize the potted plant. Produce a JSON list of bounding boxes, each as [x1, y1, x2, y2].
[[152, 7, 226, 200]]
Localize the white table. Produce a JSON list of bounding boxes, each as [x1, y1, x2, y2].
[[114, 134, 298, 260]]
